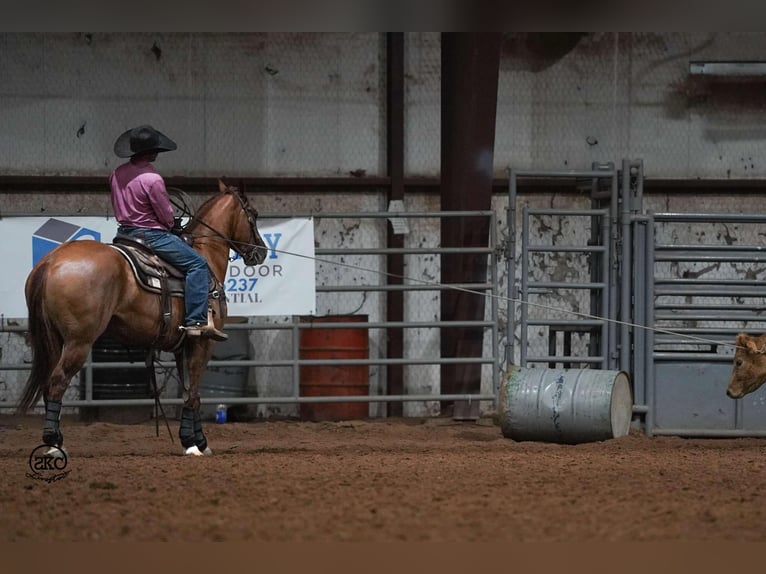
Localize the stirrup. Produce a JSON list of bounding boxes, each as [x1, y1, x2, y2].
[[179, 323, 228, 342]]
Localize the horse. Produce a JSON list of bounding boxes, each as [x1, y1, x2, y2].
[[15, 179, 267, 456]]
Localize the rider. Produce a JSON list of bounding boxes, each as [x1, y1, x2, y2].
[[109, 124, 228, 342]]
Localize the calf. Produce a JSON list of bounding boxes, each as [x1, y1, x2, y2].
[[726, 332, 766, 399]]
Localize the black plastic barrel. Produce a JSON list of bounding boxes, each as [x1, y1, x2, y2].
[[90, 336, 152, 400], [79, 336, 153, 423]]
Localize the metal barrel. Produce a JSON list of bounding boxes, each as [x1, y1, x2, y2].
[[498, 367, 633, 444], [299, 314, 370, 421]]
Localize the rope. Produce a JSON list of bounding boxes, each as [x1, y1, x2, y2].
[[198, 233, 751, 353]]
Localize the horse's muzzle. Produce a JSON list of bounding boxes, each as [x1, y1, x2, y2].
[[244, 246, 266, 266]]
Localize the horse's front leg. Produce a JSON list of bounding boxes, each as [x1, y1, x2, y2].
[[176, 342, 214, 456]]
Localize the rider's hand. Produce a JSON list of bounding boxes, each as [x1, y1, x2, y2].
[[171, 217, 184, 235]]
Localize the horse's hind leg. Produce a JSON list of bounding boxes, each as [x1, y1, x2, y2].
[[42, 341, 91, 448]]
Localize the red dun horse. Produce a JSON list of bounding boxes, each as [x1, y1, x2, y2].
[[16, 180, 266, 455], [726, 332, 766, 399]]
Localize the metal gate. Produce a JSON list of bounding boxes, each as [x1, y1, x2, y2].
[[507, 162, 631, 371], [509, 159, 766, 437], [638, 212, 766, 436]]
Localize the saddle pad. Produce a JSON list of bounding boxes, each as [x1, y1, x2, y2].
[[109, 242, 185, 297]]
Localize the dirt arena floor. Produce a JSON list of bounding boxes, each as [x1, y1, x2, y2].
[[2, 413, 766, 542]]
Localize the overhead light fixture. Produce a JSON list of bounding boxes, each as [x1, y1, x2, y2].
[[689, 61, 766, 77]]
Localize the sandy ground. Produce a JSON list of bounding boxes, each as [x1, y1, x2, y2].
[[2, 413, 766, 542]]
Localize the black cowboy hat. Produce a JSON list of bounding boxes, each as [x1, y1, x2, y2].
[[113, 124, 177, 158]]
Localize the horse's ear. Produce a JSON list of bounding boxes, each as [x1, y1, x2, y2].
[[218, 179, 228, 194]]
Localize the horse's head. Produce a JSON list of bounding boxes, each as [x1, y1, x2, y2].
[[217, 179, 267, 266], [727, 332, 766, 399]]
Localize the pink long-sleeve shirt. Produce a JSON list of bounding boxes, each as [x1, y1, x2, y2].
[[109, 159, 175, 230]]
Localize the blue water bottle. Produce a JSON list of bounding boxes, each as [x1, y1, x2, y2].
[[215, 404, 227, 424]]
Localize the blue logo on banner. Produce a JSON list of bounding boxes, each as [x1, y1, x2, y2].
[[32, 219, 101, 266]]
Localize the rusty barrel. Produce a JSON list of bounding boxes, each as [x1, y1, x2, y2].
[[299, 314, 369, 421], [499, 366, 633, 444]]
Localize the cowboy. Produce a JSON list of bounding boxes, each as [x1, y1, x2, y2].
[[109, 124, 228, 342]]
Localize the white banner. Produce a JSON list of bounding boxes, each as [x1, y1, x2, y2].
[[0, 216, 316, 319], [223, 217, 316, 316]]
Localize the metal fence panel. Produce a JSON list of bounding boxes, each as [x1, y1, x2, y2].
[[0, 208, 500, 420]]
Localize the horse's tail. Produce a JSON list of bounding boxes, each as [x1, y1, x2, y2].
[[16, 261, 61, 414]]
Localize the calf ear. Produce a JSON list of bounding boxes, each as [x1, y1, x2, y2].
[[746, 338, 762, 353], [736, 333, 760, 353]]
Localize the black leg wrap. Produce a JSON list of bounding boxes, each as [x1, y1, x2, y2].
[[193, 411, 208, 452], [178, 407, 196, 449], [43, 400, 63, 447]]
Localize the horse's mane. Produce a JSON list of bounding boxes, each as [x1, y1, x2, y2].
[[188, 190, 237, 232], [193, 193, 225, 219]]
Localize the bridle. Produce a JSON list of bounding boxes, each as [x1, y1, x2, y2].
[[187, 190, 265, 266], [226, 191, 266, 266]]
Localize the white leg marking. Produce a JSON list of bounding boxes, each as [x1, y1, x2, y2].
[[45, 446, 67, 458], [183, 445, 204, 456]]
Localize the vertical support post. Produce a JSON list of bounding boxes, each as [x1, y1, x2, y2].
[[386, 32, 405, 417], [634, 159, 644, 211], [506, 169, 518, 368], [632, 217, 647, 407], [645, 213, 656, 437], [489, 211, 500, 404], [520, 206, 530, 367], [620, 159, 633, 373], [440, 32, 502, 419], [609, 172, 619, 370], [292, 319, 300, 404], [600, 212, 611, 368]]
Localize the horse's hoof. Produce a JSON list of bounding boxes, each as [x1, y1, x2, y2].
[[183, 445, 213, 456], [45, 446, 67, 458]]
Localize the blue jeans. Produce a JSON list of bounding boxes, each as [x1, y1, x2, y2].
[[119, 227, 210, 325]]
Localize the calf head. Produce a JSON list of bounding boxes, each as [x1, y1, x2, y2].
[[727, 333, 766, 399]]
